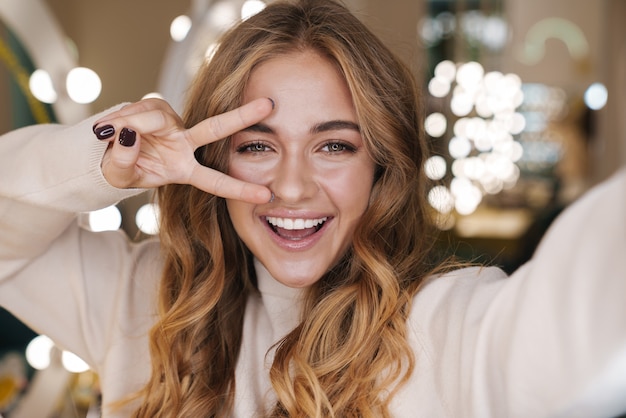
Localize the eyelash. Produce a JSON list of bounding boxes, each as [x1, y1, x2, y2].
[[321, 141, 357, 153], [236, 141, 272, 153]]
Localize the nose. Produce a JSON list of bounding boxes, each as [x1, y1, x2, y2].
[[269, 155, 317, 204]]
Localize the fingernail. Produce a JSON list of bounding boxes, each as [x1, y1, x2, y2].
[[268, 97, 275, 110], [119, 127, 136, 147], [269, 192, 275, 203], [93, 124, 115, 140]]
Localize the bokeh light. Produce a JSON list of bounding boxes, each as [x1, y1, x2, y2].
[[241, 0, 266, 20], [424, 112, 447, 137], [136, 203, 160, 235], [142, 92, 164, 100], [170, 15, 192, 42], [66, 67, 102, 104], [25, 335, 54, 370], [434, 60, 456, 82], [424, 155, 447, 180], [29, 69, 57, 103], [428, 76, 451, 98], [87, 205, 122, 232], [426, 60, 526, 217], [207, 1, 239, 30], [584, 82, 608, 110], [428, 185, 454, 214], [61, 351, 90, 373]]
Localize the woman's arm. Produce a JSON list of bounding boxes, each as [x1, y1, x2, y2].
[[0, 107, 150, 369], [0, 98, 277, 371], [479, 167, 626, 417], [406, 168, 626, 418]]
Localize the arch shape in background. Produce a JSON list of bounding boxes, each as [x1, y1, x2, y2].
[[0, 0, 89, 124], [517, 17, 590, 65]]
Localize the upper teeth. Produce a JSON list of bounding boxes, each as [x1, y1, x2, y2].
[[266, 216, 327, 230]]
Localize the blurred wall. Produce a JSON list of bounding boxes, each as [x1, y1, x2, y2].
[[34, 0, 625, 182], [503, 0, 624, 183], [41, 0, 426, 112], [44, 0, 191, 112]]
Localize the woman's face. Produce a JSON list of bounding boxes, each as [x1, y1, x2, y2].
[[226, 51, 376, 288]]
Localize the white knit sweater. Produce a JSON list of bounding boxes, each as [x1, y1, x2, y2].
[[1, 108, 625, 417]]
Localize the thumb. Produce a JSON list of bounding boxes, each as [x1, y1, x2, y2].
[[102, 127, 141, 188]]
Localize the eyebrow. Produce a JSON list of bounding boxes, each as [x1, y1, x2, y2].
[[241, 120, 361, 135]]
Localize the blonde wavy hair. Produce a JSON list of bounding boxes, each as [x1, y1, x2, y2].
[[131, 0, 440, 416]]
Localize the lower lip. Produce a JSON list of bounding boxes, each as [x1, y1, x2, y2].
[[262, 218, 331, 251]]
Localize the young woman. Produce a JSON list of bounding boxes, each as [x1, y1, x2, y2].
[[1, 0, 624, 417]]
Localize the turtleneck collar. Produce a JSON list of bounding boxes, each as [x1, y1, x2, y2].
[[253, 258, 306, 336]]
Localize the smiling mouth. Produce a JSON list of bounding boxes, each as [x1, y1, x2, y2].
[[265, 216, 328, 240]]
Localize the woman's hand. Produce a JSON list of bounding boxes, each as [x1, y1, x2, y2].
[[93, 98, 274, 203]]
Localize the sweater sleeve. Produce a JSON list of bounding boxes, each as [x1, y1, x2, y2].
[[0, 105, 140, 265], [479, 167, 626, 417], [406, 168, 626, 418], [0, 107, 158, 371]]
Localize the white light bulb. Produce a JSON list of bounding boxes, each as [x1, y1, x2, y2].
[[66, 67, 101, 104], [428, 76, 451, 98], [424, 155, 447, 180], [434, 60, 456, 83], [451, 177, 482, 215], [456, 61, 484, 89], [241, 0, 266, 20], [424, 112, 447, 138], [450, 93, 474, 117], [428, 185, 454, 214], [29, 69, 57, 103], [209, 2, 239, 30], [136, 203, 160, 235], [26, 335, 54, 370], [170, 15, 192, 42], [584, 82, 608, 110], [88, 205, 122, 232], [448, 136, 472, 159], [142, 92, 164, 100], [62, 351, 90, 373]]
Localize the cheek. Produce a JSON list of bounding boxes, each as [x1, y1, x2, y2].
[[226, 199, 255, 237], [228, 162, 257, 183], [323, 165, 374, 215], [228, 159, 274, 184]]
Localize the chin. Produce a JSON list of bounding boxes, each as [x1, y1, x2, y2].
[[271, 270, 322, 289]]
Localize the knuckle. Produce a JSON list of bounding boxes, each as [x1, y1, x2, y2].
[[208, 117, 225, 140], [239, 183, 251, 200], [213, 174, 227, 195], [141, 97, 162, 107], [150, 109, 168, 131]]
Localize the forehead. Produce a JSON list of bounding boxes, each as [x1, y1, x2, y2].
[[243, 51, 357, 124]]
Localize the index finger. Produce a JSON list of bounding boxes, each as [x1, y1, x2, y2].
[[185, 98, 274, 148], [190, 164, 272, 204]]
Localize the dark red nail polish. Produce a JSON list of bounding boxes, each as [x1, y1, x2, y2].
[[94, 124, 115, 140], [119, 127, 136, 147]]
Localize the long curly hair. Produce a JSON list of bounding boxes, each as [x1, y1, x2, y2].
[[131, 0, 440, 416]]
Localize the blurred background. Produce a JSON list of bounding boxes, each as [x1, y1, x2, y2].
[[0, 0, 624, 416]]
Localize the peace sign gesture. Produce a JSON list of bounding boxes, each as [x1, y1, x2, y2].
[[93, 97, 274, 203]]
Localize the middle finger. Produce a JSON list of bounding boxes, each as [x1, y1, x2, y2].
[[185, 98, 274, 149]]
